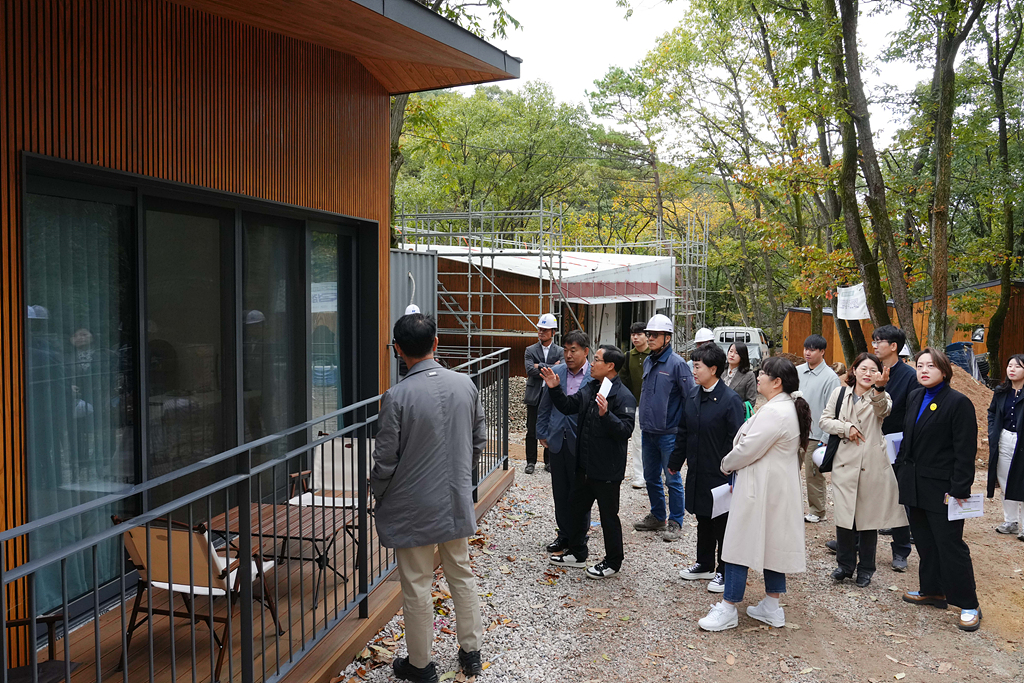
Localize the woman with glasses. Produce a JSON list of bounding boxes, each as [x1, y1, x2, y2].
[[698, 357, 810, 631]]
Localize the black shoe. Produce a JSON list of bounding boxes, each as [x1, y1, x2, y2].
[[891, 555, 908, 572], [878, 528, 893, 536], [524, 463, 535, 474], [393, 657, 439, 683], [825, 539, 837, 554], [856, 574, 872, 588], [458, 648, 483, 676], [831, 567, 852, 582], [545, 537, 567, 553], [544, 463, 551, 472]]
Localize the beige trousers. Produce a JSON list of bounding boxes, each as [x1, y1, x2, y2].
[[805, 449, 827, 518], [395, 538, 483, 668]]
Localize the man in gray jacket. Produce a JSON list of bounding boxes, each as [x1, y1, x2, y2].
[[523, 313, 563, 474], [371, 313, 486, 683]]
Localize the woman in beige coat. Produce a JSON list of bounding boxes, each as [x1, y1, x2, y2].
[[698, 358, 811, 632], [820, 352, 908, 588]]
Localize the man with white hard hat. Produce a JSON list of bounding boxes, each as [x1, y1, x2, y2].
[[634, 314, 695, 542], [523, 314, 563, 474], [689, 327, 716, 371], [405, 304, 421, 315]]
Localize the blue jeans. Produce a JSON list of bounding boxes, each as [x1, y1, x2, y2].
[[723, 562, 786, 603], [641, 432, 684, 525]]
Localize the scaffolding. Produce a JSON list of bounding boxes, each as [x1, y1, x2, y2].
[[394, 201, 709, 353]]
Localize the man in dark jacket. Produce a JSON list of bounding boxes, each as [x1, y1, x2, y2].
[[540, 345, 636, 579], [523, 314, 564, 474], [668, 344, 745, 593]]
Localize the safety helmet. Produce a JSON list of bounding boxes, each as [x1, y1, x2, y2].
[[644, 314, 673, 334], [27, 305, 49, 320], [899, 344, 911, 357], [244, 309, 265, 325], [694, 327, 714, 343], [404, 304, 421, 315], [537, 313, 558, 329]]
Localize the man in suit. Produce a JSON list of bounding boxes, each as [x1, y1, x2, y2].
[[371, 313, 487, 682], [523, 314, 563, 474], [537, 330, 591, 554]]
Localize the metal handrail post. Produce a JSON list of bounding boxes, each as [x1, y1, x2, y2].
[[236, 447, 255, 683], [357, 409, 369, 619]]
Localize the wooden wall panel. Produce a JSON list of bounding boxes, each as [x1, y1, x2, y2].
[[1, 0, 390, 649]]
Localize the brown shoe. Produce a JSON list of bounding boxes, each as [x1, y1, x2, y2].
[[958, 608, 981, 632], [901, 591, 947, 609]]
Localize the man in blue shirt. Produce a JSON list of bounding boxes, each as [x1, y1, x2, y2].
[[633, 314, 695, 542]]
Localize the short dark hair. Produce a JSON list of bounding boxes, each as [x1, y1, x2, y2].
[[871, 324, 906, 350], [562, 329, 590, 350], [598, 344, 626, 372], [730, 341, 751, 374], [393, 313, 436, 358], [630, 321, 647, 334], [914, 347, 954, 383], [846, 352, 883, 387], [692, 343, 727, 378], [803, 334, 827, 351]]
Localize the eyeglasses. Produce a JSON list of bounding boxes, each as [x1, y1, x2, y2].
[[645, 331, 663, 338]]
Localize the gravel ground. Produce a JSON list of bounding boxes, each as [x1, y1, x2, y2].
[[339, 455, 1023, 683]]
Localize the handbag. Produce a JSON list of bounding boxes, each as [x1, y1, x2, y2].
[[818, 386, 847, 474]]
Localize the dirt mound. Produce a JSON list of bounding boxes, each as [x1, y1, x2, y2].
[[776, 352, 804, 365], [949, 364, 993, 463]]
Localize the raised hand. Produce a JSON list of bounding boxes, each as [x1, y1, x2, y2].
[[539, 366, 560, 389], [873, 365, 890, 388]]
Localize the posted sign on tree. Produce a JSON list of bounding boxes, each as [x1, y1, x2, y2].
[[837, 283, 870, 320]]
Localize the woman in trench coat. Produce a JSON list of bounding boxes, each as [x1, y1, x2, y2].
[[820, 352, 907, 588], [698, 357, 811, 632]]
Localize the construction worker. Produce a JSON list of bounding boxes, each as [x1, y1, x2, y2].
[[633, 314, 695, 542], [688, 328, 715, 372], [523, 313, 564, 474]]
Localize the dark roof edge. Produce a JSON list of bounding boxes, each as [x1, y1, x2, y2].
[[357, 0, 521, 77]]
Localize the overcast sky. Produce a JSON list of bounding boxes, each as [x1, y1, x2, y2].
[[456, 0, 931, 150]]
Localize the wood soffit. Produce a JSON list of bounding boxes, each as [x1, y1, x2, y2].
[[168, 0, 520, 94]]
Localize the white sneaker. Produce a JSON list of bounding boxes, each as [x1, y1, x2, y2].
[[548, 552, 587, 568], [707, 573, 725, 593], [804, 514, 822, 523], [746, 599, 785, 627], [585, 560, 618, 579], [679, 562, 716, 580], [631, 479, 646, 489], [698, 601, 738, 632]]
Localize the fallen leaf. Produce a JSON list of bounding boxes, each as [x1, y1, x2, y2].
[[440, 627, 456, 635], [869, 596, 879, 602], [530, 603, 544, 609], [620, 616, 630, 621], [703, 656, 718, 663], [587, 607, 611, 614], [482, 662, 491, 670], [499, 565, 511, 574], [455, 674, 467, 683], [884, 632, 909, 639], [895, 674, 906, 681], [481, 549, 493, 555], [937, 663, 952, 674], [357, 648, 371, 660], [726, 654, 736, 666], [687, 644, 697, 650], [742, 627, 761, 633], [799, 668, 813, 674], [486, 621, 498, 632], [439, 672, 457, 682], [780, 661, 790, 673], [785, 623, 801, 630], [648, 652, 666, 658], [601, 654, 611, 661], [886, 655, 899, 664], [888, 585, 899, 591]]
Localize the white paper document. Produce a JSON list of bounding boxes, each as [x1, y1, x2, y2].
[[884, 433, 903, 465], [598, 377, 613, 398], [711, 483, 732, 518], [946, 493, 984, 521]]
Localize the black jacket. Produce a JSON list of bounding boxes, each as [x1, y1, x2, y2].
[[524, 342, 563, 406], [881, 359, 921, 435], [668, 381, 745, 517], [894, 384, 977, 513], [547, 375, 636, 482], [986, 384, 1024, 500]]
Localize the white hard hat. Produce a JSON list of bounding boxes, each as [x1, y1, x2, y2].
[[695, 327, 714, 343], [537, 313, 558, 329], [244, 310, 265, 325], [645, 314, 673, 334], [27, 305, 49, 320], [404, 304, 421, 315], [899, 344, 911, 357]]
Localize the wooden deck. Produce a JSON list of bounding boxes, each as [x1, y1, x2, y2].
[[30, 465, 514, 683]]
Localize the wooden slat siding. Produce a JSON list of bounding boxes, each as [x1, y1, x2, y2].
[[1, 0, 392, 660]]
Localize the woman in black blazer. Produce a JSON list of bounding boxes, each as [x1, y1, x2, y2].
[[894, 347, 980, 631], [986, 353, 1024, 539]]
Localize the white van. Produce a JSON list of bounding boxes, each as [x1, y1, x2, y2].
[[712, 326, 771, 366]]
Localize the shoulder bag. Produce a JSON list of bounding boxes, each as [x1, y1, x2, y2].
[[818, 386, 847, 474]]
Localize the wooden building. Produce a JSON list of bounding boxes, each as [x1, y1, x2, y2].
[[2, 0, 517, 679], [781, 280, 1024, 369]]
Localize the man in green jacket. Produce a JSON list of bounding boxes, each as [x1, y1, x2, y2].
[[618, 321, 651, 488]]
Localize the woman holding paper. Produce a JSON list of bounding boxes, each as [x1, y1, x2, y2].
[[894, 348, 980, 632], [697, 358, 810, 632], [986, 353, 1024, 540], [819, 353, 907, 588]]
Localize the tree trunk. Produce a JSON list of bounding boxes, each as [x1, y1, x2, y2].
[[389, 93, 410, 247], [828, 0, 892, 329], [838, 0, 920, 351]]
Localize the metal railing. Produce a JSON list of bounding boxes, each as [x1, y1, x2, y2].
[[2, 349, 510, 683]]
